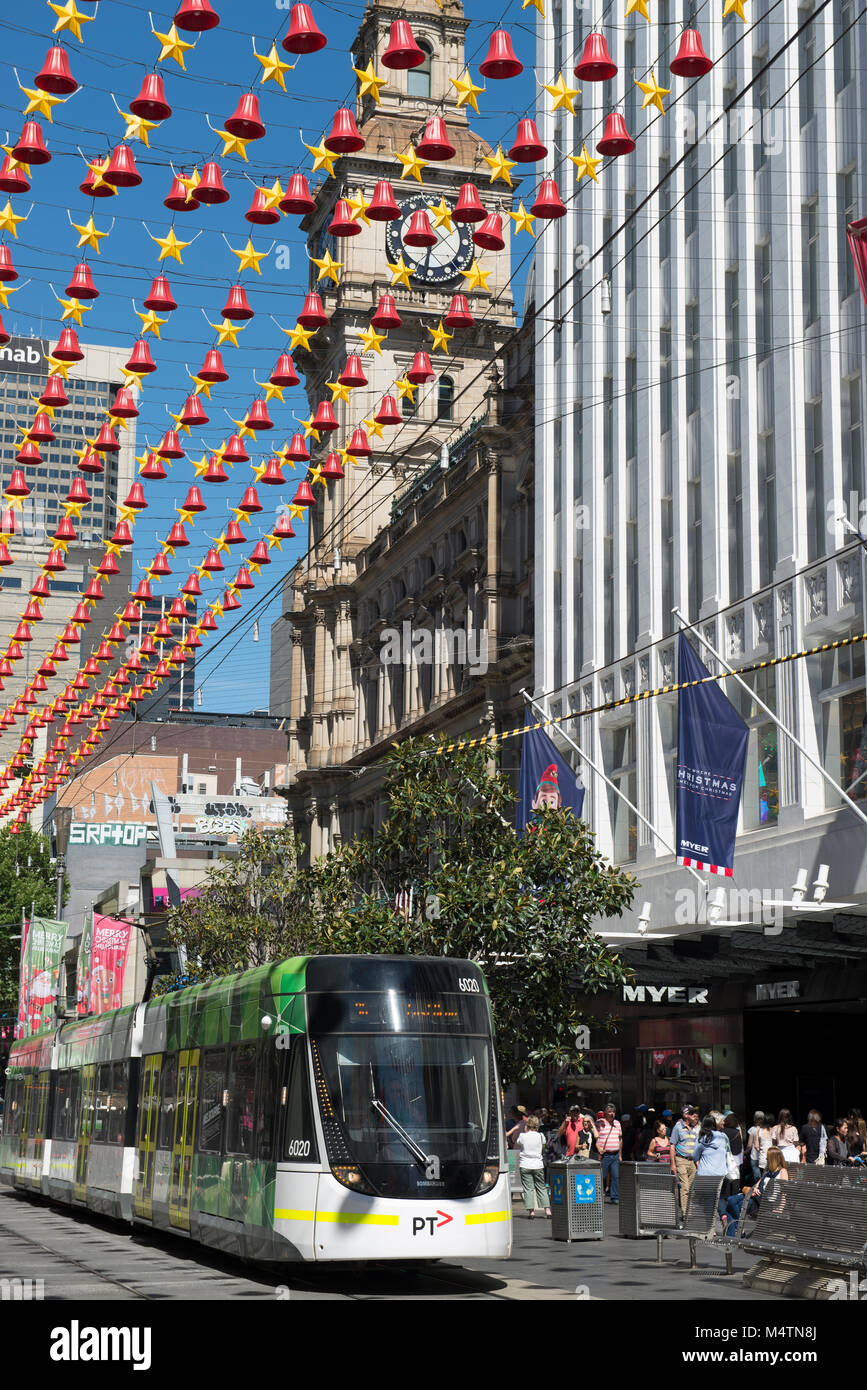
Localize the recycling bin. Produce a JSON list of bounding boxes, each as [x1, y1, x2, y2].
[[549, 1160, 605, 1241]]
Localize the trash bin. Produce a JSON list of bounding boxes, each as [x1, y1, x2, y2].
[[549, 1160, 605, 1241], [619, 1162, 678, 1237]]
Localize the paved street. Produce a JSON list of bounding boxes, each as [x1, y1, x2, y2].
[[0, 1188, 781, 1302]]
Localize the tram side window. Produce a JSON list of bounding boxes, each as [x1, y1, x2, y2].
[[93, 1063, 112, 1142], [159, 1054, 178, 1149], [54, 1069, 80, 1141], [6, 1077, 21, 1135], [199, 1049, 227, 1154], [109, 1062, 129, 1145], [225, 1044, 257, 1157], [282, 1039, 319, 1163], [256, 1042, 282, 1162]]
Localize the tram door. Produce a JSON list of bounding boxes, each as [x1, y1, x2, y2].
[[31, 1070, 49, 1190], [169, 1049, 200, 1231], [134, 1054, 162, 1220], [73, 1065, 96, 1202], [16, 1074, 33, 1180]]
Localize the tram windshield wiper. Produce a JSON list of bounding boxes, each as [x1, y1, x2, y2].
[[370, 1094, 432, 1169]]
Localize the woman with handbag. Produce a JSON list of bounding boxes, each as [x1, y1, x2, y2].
[[694, 1115, 737, 1221], [771, 1109, 801, 1165], [798, 1110, 827, 1165]]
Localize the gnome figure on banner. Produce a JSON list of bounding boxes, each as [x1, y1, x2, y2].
[[517, 719, 585, 834], [530, 763, 563, 814]]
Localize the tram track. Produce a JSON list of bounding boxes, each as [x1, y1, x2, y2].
[[0, 1192, 157, 1301]]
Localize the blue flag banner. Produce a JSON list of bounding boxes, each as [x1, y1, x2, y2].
[[517, 717, 585, 833], [676, 633, 749, 876]]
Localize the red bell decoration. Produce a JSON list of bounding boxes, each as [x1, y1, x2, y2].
[[0, 156, 29, 195], [407, 351, 435, 384], [381, 20, 425, 69], [41, 374, 69, 408], [5, 472, 31, 500], [144, 273, 177, 311], [417, 116, 456, 162], [154, 616, 173, 640], [180, 486, 205, 515], [220, 593, 240, 615], [166, 522, 189, 548], [79, 447, 103, 473], [125, 339, 157, 373], [329, 199, 361, 238], [0, 247, 21, 285], [66, 262, 98, 300], [133, 579, 152, 602], [202, 548, 224, 573], [54, 326, 83, 361], [338, 354, 367, 388], [281, 4, 327, 54], [479, 29, 523, 79], [198, 347, 229, 382], [223, 434, 249, 463], [98, 552, 120, 576], [474, 213, 505, 251], [530, 178, 567, 219], [110, 386, 139, 418], [245, 399, 273, 430], [454, 183, 486, 223], [321, 452, 344, 481], [67, 475, 90, 502], [203, 455, 228, 482], [669, 28, 714, 78], [325, 107, 365, 153], [35, 46, 78, 95], [239, 486, 262, 514], [371, 292, 402, 330], [165, 172, 199, 211], [225, 94, 265, 141], [124, 482, 147, 509], [374, 394, 401, 425], [246, 188, 281, 225], [196, 160, 230, 204], [111, 520, 134, 546], [596, 112, 635, 157], [45, 549, 66, 573], [155, 430, 183, 460], [574, 32, 618, 81], [225, 520, 246, 544], [174, 0, 220, 28], [367, 180, 400, 222], [130, 73, 172, 121], [16, 440, 41, 465], [404, 209, 437, 248], [286, 433, 309, 463], [292, 479, 317, 506], [80, 158, 116, 199], [150, 555, 171, 581], [28, 414, 54, 443], [279, 173, 315, 216], [31, 574, 51, 597], [271, 352, 300, 387], [297, 291, 328, 327], [346, 428, 371, 457], [183, 573, 202, 596], [234, 568, 254, 590], [13, 121, 50, 165], [180, 392, 208, 426], [95, 422, 120, 452], [222, 284, 254, 321], [260, 457, 286, 484], [140, 452, 167, 479], [250, 539, 271, 563], [509, 118, 547, 162], [105, 143, 141, 187], [312, 400, 338, 432]]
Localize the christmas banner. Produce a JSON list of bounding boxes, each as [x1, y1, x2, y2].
[[76, 915, 92, 1018], [517, 717, 585, 833], [18, 916, 67, 1037], [89, 914, 133, 1016], [14, 916, 29, 1041], [676, 633, 749, 876]]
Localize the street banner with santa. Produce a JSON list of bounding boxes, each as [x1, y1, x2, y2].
[[18, 916, 67, 1037]]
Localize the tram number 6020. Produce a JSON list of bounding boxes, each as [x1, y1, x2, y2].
[[458, 977, 479, 993], [286, 1139, 311, 1158]]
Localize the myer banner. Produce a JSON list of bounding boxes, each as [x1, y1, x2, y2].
[[676, 632, 748, 876], [18, 916, 67, 1037], [517, 716, 585, 833]]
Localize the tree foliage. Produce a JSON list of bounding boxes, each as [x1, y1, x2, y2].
[[0, 823, 65, 1017]]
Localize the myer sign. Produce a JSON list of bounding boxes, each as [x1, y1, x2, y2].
[[755, 980, 800, 1002], [622, 984, 710, 1005], [0, 336, 49, 373]]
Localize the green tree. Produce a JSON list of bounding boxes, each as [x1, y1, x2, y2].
[[305, 739, 635, 1082], [0, 823, 65, 1019], [166, 823, 316, 983]]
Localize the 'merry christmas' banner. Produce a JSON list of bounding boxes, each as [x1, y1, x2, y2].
[[676, 633, 749, 876]]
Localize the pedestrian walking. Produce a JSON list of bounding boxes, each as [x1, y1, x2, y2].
[[745, 1111, 765, 1182], [516, 1116, 551, 1219], [505, 1105, 527, 1149], [771, 1109, 801, 1165], [798, 1110, 827, 1165], [647, 1120, 672, 1164], [669, 1105, 700, 1218], [558, 1105, 585, 1159], [596, 1103, 622, 1204], [755, 1113, 776, 1172]]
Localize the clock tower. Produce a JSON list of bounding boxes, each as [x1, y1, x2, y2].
[[296, 0, 516, 568]]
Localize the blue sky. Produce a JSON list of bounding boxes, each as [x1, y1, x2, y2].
[[0, 0, 535, 711]]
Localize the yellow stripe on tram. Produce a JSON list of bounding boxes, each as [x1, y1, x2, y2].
[[464, 1210, 511, 1225], [274, 1209, 316, 1221], [274, 1209, 400, 1226]]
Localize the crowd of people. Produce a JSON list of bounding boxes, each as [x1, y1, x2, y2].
[[505, 1101, 867, 1221]]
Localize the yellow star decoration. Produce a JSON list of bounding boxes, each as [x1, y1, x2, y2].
[[151, 227, 192, 264], [544, 72, 580, 116], [304, 141, 338, 177], [71, 216, 108, 253], [395, 376, 417, 402], [387, 254, 413, 290], [215, 128, 251, 161], [256, 43, 294, 89], [276, 442, 297, 469], [2, 146, 29, 178], [119, 110, 159, 146], [311, 248, 342, 284], [189, 371, 213, 398], [257, 179, 284, 211], [429, 197, 454, 232], [569, 143, 602, 183], [393, 146, 428, 184], [230, 237, 268, 275], [57, 296, 91, 325], [463, 259, 491, 292], [209, 318, 245, 348], [190, 454, 209, 479], [451, 69, 484, 114], [723, 0, 747, 16], [170, 408, 191, 435], [353, 62, 388, 104], [48, 0, 94, 41], [0, 283, 18, 311], [635, 71, 670, 114], [364, 416, 385, 440], [357, 325, 385, 355], [522, 0, 545, 11], [179, 168, 200, 202], [121, 365, 147, 390], [625, 0, 651, 19], [86, 156, 115, 195], [64, 498, 85, 520], [509, 201, 536, 237], [285, 322, 316, 353], [346, 189, 370, 226], [337, 445, 355, 469], [427, 320, 453, 354], [213, 532, 230, 555], [483, 144, 517, 186], [327, 379, 352, 404], [0, 202, 25, 238], [20, 87, 66, 122], [300, 417, 321, 442], [153, 23, 195, 69], [256, 377, 285, 403], [308, 466, 325, 487], [45, 354, 71, 379], [135, 308, 168, 338]]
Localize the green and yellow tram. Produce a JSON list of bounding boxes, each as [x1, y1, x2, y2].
[[0, 955, 512, 1262]]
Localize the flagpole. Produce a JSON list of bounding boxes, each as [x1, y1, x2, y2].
[[520, 688, 706, 887], [672, 607, 867, 833]]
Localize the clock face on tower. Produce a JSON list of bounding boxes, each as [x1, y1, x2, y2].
[[385, 195, 474, 285]]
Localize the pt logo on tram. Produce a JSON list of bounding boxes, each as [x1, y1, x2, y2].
[[412, 1210, 454, 1235]]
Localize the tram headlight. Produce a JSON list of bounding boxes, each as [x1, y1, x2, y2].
[[475, 1163, 500, 1194], [331, 1163, 376, 1195]]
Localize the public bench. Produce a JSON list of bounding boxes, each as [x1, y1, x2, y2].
[[738, 1178, 867, 1298], [649, 1176, 729, 1273]]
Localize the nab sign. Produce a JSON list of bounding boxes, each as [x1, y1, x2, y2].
[[0, 337, 49, 373]]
